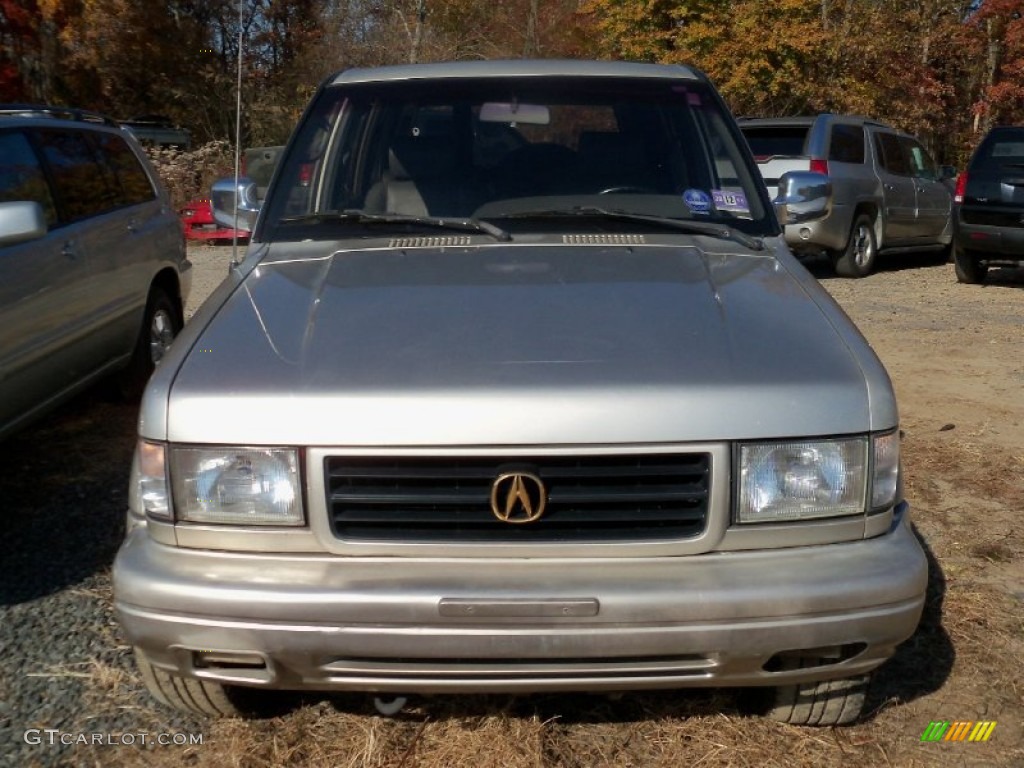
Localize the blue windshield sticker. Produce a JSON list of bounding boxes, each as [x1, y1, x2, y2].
[[683, 189, 712, 214], [712, 189, 750, 214]]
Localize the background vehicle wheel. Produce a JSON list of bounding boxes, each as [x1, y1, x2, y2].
[[833, 214, 877, 278], [118, 286, 182, 400], [763, 658, 870, 725], [135, 648, 247, 717], [953, 247, 988, 284]]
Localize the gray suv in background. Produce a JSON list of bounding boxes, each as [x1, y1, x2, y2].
[[740, 115, 953, 277], [0, 105, 190, 439]]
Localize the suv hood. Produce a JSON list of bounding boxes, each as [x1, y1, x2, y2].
[[162, 242, 894, 445]]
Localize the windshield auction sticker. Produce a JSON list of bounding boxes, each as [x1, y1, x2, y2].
[[683, 189, 712, 214], [711, 189, 749, 215]]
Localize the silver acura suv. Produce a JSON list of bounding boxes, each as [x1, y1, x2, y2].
[[0, 105, 190, 438], [113, 61, 927, 726]]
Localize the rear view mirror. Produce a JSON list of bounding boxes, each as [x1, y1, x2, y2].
[[0, 201, 47, 247], [479, 102, 550, 126], [773, 171, 831, 226]]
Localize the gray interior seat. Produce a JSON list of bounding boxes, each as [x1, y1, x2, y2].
[[364, 136, 482, 217]]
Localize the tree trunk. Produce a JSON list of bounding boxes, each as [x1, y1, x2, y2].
[[410, 0, 426, 64], [984, 16, 1002, 130], [523, 0, 539, 57]]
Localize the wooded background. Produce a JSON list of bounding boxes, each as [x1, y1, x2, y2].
[[2, 0, 1022, 165]]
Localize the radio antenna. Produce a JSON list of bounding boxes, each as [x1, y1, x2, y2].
[[231, 0, 244, 267]]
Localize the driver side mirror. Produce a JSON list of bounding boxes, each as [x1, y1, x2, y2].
[[211, 177, 261, 233], [0, 201, 47, 247], [773, 171, 832, 226]]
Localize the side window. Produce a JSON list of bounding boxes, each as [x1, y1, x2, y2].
[[874, 132, 911, 176], [828, 125, 865, 164], [32, 128, 120, 223], [0, 130, 58, 226], [91, 132, 156, 206], [903, 137, 937, 180]]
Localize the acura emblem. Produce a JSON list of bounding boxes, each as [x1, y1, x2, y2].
[[490, 472, 547, 524]]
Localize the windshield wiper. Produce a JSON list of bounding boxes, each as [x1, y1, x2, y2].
[[492, 206, 764, 251], [279, 210, 512, 242]]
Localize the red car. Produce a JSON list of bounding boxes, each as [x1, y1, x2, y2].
[[179, 198, 248, 243]]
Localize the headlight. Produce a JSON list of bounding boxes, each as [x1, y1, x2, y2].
[[170, 447, 304, 526], [737, 438, 867, 523]]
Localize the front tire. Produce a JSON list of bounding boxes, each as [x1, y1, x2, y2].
[[118, 286, 181, 400], [833, 213, 878, 278], [135, 648, 247, 717], [764, 658, 870, 725]]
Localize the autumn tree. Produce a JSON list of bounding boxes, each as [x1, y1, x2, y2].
[[0, 1, 39, 100], [4, 0, 1015, 164], [968, 0, 1024, 132], [582, 0, 989, 162]]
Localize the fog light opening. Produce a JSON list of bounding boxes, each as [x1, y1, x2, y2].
[[192, 650, 268, 670], [762, 643, 867, 672]]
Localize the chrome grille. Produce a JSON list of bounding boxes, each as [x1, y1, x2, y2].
[[325, 453, 710, 543]]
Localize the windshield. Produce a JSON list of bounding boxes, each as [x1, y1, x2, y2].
[[260, 76, 776, 241]]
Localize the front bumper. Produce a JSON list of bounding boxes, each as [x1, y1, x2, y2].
[[114, 508, 927, 694]]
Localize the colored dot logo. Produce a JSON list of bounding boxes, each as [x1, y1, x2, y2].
[[920, 720, 997, 742]]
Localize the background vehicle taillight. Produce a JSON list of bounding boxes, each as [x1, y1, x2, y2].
[[953, 172, 968, 204], [809, 158, 829, 175]]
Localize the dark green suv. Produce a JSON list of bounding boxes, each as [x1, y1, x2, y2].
[[952, 125, 1024, 283]]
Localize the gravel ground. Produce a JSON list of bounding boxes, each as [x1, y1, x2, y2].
[[0, 247, 234, 767], [0, 245, 1021, 767]]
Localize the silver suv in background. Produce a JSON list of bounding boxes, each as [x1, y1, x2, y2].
[[740, 115, 954, 277], [0, 105, 190, 438]]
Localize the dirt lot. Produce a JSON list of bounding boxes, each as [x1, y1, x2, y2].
[[1, 246, 1021, 768]]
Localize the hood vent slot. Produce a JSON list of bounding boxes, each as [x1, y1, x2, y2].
[[389, 235, 472, 247], [563, 234, 646, 245]]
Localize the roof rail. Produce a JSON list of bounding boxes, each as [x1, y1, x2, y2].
[[0, 103, 119, 127]]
